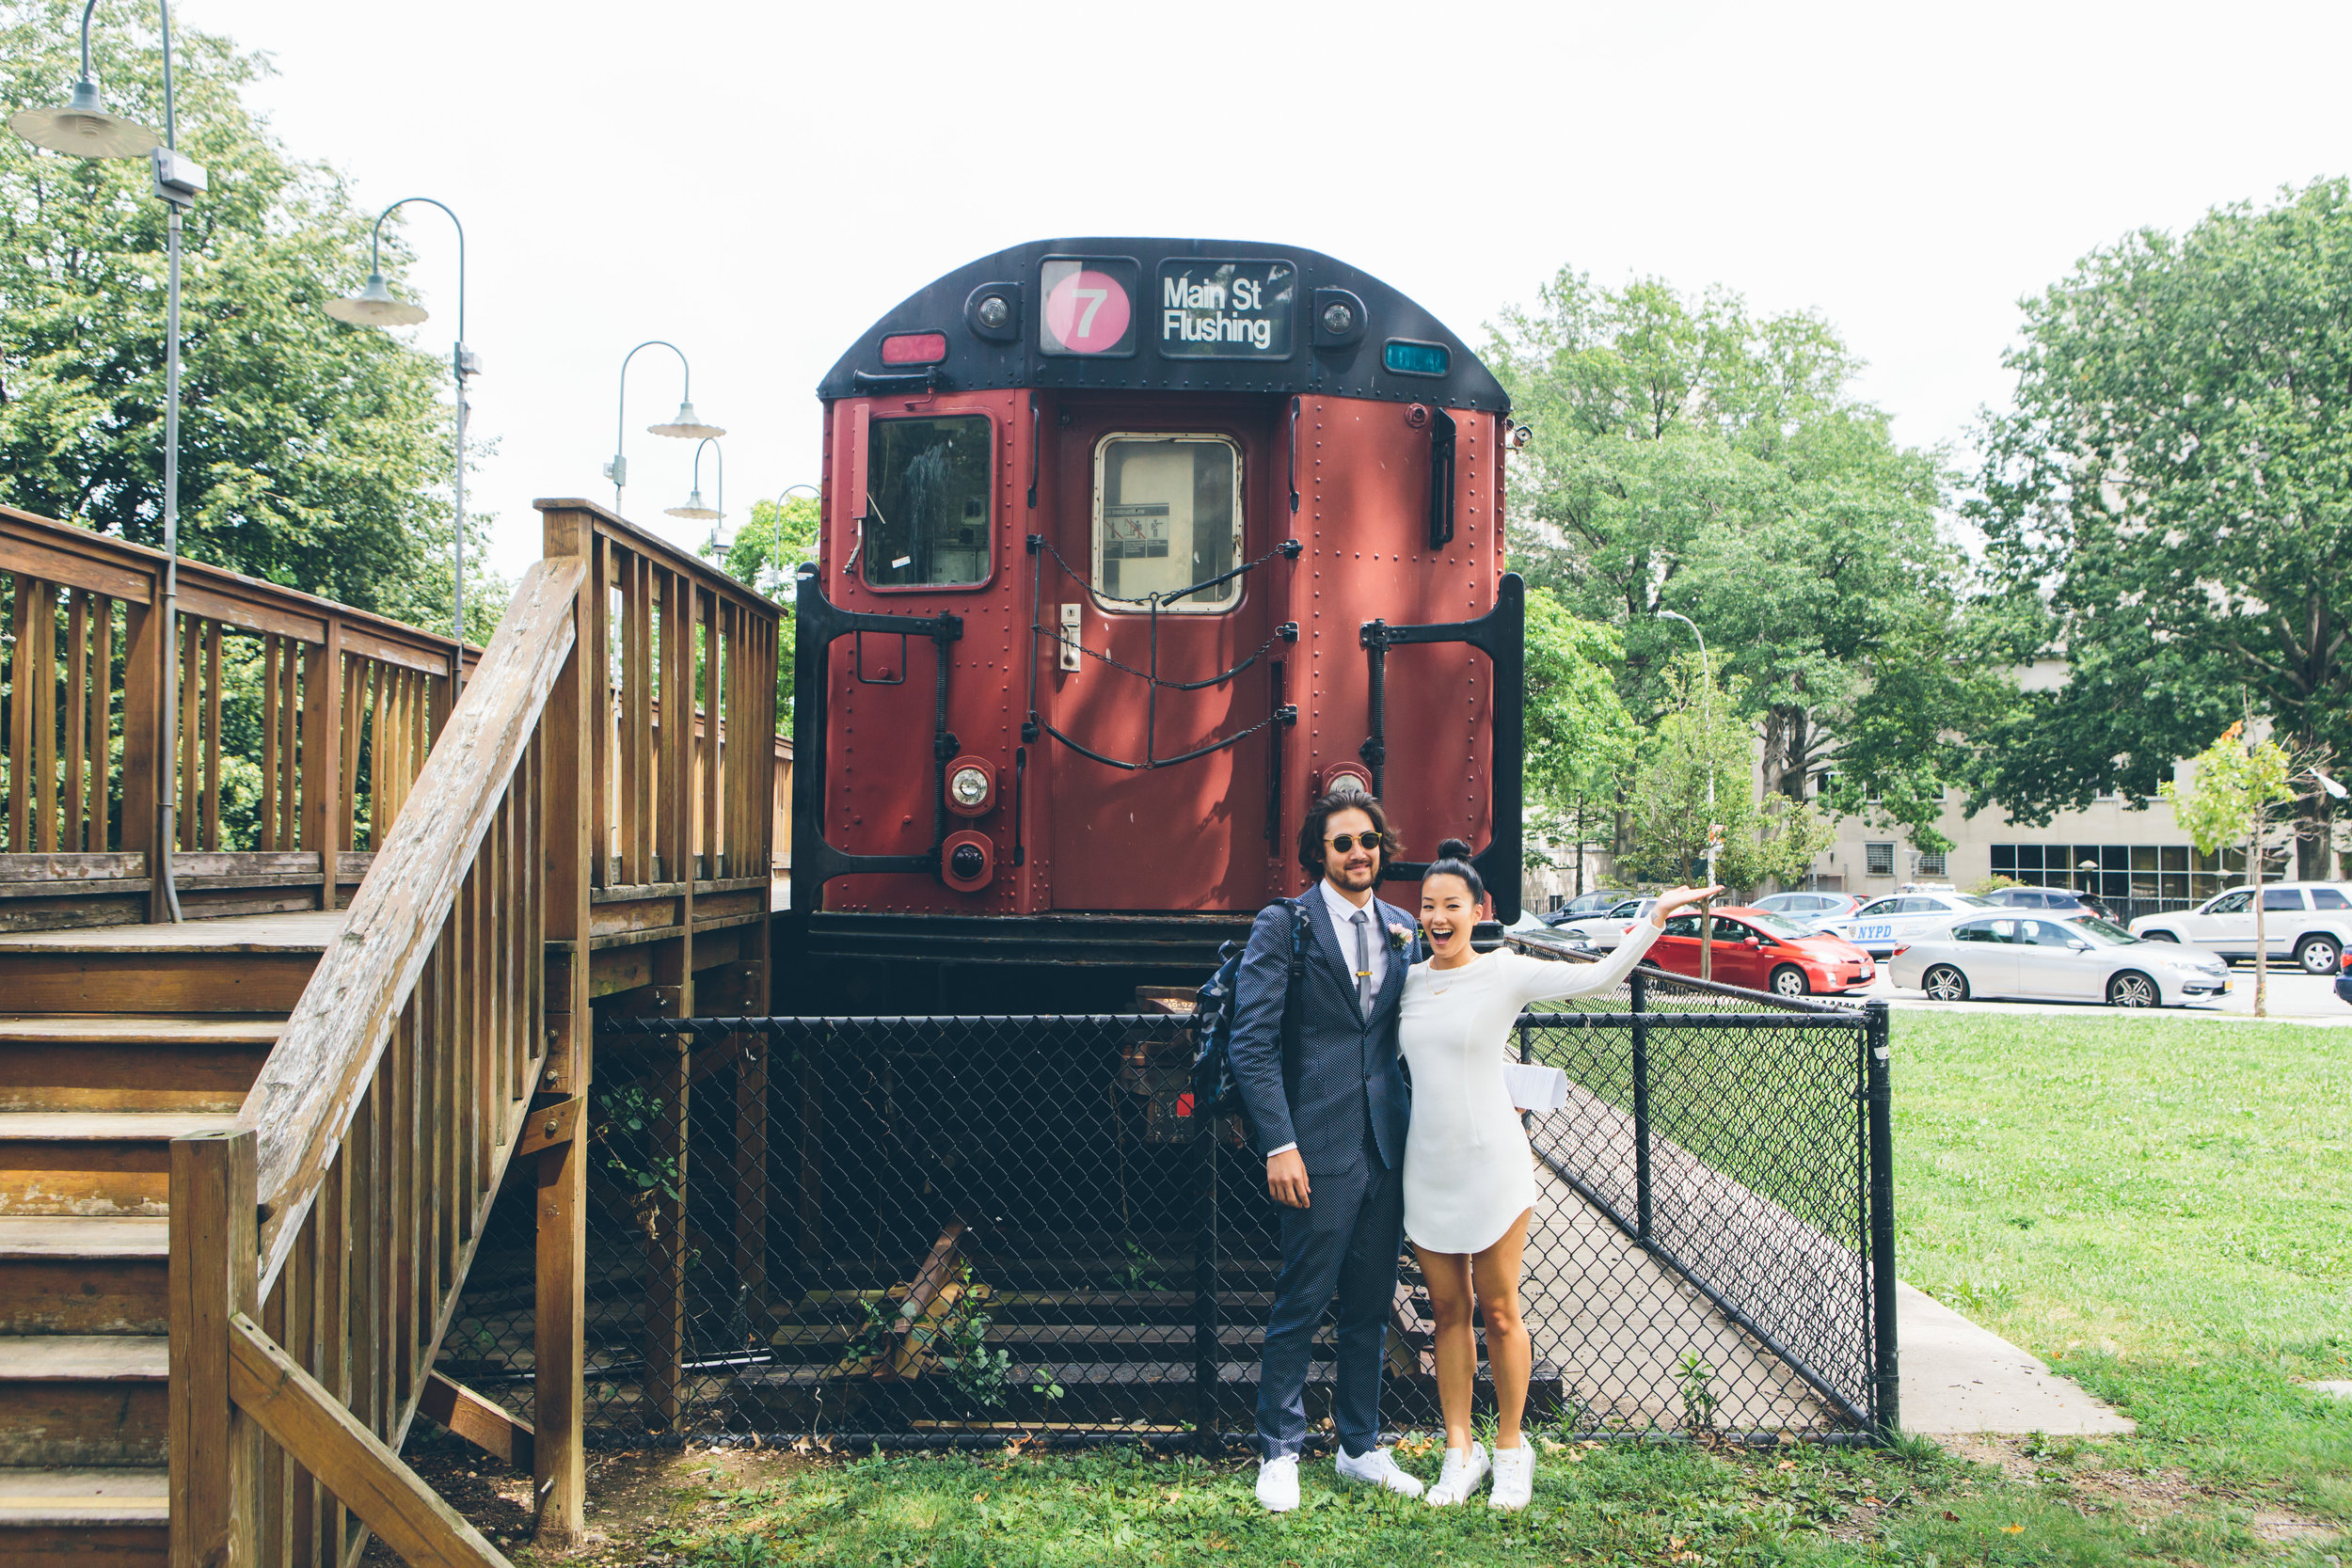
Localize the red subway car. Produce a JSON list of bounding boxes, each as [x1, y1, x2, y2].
[[787, 239, 1523, 1006]]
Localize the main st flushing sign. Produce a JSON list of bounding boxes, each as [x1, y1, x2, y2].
[[1037, 257, 1295, 359]]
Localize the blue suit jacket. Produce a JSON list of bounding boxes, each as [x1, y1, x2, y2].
[[1227, 887, 1420, 1177]]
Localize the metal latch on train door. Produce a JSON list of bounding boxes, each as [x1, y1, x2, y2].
[[1057, 603, 1082, 672]]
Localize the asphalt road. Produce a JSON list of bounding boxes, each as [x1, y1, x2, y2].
[[1852, 959, 2351, 1023]]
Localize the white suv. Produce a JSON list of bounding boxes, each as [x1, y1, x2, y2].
[[2128, 883, 2352, 974]]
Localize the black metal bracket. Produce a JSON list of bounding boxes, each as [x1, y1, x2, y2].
[[1358, 573, 1525, 918], [852, 367, 944, 394], [790, 567, 966, 910]]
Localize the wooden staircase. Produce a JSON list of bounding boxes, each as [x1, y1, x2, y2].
[[0, 915, 333, 1564], [1, 498, 781, 1564]]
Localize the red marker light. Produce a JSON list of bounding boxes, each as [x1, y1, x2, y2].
[[1890, 944, 1909, 957], [881, 331, 948, 366]]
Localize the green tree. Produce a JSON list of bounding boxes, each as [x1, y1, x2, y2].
[[1520, 586, 1637, 888], [1973, 178, 2352, 879], [1490, 268, 1986, 858], [1620, 659, 1830, 895], [2160, 721, 2297, 1016], [704, 492, 817, 718], [0, 0, 497, 639]]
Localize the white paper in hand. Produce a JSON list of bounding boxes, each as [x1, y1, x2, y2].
[[1504, 1061, 1569, 1113]]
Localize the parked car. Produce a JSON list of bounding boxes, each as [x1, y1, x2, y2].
[[2339, 943, 2352, 1007], [1817, 890, 1998, 958], [1542, 888, 1636, 926], [1641, 908, 1877, 997], [1750, 891, 1862, 930], [1549, 897, 1657, 950], [2127, 882, 2352, 974], [1982, 886, 2103, 916], [1891, 912, 2231, 1007]]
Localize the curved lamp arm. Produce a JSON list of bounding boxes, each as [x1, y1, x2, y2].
[[73, 0, 177, 147], [613, 340, 691, 495], [366, 197, 466, 347]]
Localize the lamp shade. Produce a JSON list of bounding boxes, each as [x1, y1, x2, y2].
[[326, 272, 429, 327], [9, 79, 161, 158], [665, 489, 720, 521], [648, 400, 724, 440]]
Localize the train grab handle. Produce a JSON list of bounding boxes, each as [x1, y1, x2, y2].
[[1358, 572, 1526, 921], [789, 565, 964, 909]]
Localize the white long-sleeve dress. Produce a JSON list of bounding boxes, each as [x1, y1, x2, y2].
[[1397, 921, 1664, 1255]]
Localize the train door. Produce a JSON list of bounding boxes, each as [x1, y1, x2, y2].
[[1041, 398, 1283, 911]]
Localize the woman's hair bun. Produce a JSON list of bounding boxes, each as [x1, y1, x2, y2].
[[1436, 837, 1473, 862]]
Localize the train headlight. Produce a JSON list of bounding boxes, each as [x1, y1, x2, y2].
[[977, 296, 1009, 330], [1321, 301, 1355, 335], [946, 755, 995, 817]]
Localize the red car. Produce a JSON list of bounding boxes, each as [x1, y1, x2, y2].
[[1632, 906, 1878, 997]]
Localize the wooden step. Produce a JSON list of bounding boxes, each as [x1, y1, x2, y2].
[[0, 912, 342, 1014], [0, 1112, 239, 1216], [0, 1466, 166, 1567], [0, 1015, 281, 1112], [0, 1218, 169, 1335], [0, 1337, 168, 1466]]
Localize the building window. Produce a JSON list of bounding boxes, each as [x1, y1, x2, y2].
[[1865, 843, 1895, 877], [1915, 850, 1948, 878], [1992, 842, 2235, 907]]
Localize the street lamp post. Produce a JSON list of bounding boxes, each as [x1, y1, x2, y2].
[[664, 438, 723, 537], [326, 198, 475, 680], [1657, 609, 1719, 978], [605, 341, 723, 513], [13, 0, 204, 922]]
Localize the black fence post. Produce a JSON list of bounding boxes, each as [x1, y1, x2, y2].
[[1194, 1117, 1219, 1454], [1864, 999, 1899, 1438], [1630, 967, 1653, 1244]]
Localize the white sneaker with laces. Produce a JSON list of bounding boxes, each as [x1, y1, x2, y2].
[[1488, 1441, 1534, 1510], [1423, 1441, 1489, 1506], [1335, 1445, 1425, 1497], [1255, 1452, 1300, 1513]]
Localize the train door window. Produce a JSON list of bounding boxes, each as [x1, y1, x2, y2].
[[1090, 435, 1241, 610], [862, 416, 992, 590]]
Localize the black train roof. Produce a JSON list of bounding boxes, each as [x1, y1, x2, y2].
[[818, 237, 1508, 414]]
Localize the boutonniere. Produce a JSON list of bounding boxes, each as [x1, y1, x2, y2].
[[1388, 923, 1413, 952]]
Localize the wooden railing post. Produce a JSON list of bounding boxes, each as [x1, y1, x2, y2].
[[305, 617, 344, 910], [169, 1127, 260, 1568], [533, 505, 595, 1544]]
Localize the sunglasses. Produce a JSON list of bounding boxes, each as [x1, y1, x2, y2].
[[1326, 833, 1384, 854]]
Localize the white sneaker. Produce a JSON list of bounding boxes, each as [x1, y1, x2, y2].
[[1488, 1441, 1534, 1510], [1335, 1445, 1425, 1498], [1423, 1442, 1488, 1506], [1256, 1452, 1299, 1513]]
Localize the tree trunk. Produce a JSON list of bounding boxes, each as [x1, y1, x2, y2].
[[2250, 823, 2267, 1020], [2297, 792, 2334, 882]]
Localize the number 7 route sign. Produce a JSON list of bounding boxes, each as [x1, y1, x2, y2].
[[1040, 258, 1136, 356]]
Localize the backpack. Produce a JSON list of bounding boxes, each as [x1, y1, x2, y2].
[[1190, 896, 1312, 1121]]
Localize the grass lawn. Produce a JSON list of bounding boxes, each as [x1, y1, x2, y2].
[[491, 1010, 2348, 1568]]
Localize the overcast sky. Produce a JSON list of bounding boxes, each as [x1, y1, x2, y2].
[[180, 0, 2352, 589]]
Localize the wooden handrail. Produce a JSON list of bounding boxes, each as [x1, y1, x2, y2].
[[241, 555, 582, 1283], [166, 499, 784, 1566], [1, 503, 483, 924], [534, 496, 772, 619]]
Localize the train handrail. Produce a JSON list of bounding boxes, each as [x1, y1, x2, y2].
[[1360, 572, 1527, 920]]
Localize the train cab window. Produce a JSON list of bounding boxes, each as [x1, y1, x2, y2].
[[1091, 435, 1242, 611], [862, 416, 992, 589]]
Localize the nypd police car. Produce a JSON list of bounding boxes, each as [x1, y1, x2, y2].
[[1819, 888, 2000, 958]]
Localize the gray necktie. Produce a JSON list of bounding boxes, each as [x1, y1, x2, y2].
[[1354, 909, 1374, 1015]]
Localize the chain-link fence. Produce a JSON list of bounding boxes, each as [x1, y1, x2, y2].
[[431, 956, 1894, 1451]]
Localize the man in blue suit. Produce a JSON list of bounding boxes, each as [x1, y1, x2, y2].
[[1228, 788, 1426, 1510]]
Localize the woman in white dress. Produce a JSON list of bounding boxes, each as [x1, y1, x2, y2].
[[1402, 840, 1721, 1510]]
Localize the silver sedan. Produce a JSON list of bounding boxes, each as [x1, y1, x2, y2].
[[1547, 897, 1657, 950], [1889, 912, 2232, 1007]]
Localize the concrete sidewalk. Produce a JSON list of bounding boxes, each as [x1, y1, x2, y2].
[[1897, 1283, 2134, 1435]]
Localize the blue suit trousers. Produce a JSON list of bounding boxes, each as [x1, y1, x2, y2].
[[1256, 1127, 1405, 1460]]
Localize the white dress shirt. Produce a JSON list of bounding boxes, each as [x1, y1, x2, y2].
[[1265, 879, 1387, 1161]]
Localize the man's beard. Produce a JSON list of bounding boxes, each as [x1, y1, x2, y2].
[[1334, 862, 1377, 891]]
